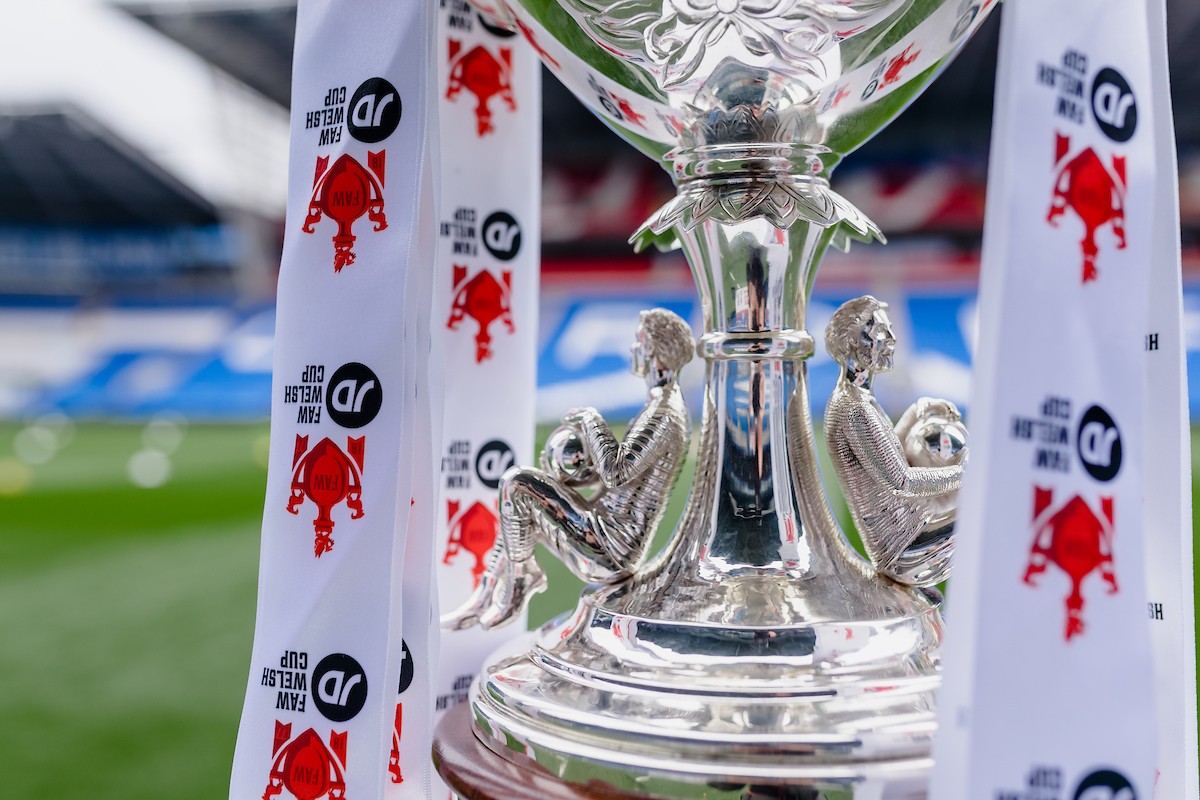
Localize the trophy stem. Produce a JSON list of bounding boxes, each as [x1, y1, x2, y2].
[[671, 215, 859, 582]]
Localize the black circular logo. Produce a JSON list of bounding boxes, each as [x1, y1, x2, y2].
[[1092, 67, 1137, 142], [1074, 768, 1135, 800], [950, 4, 979, 41], [1077, 404, 1122, 482], [312, 653, 368, 722], [398, 640, 414, 694], [347, 78, 401, 143], [477, 12, 517, 38], [475, 439, 515, 489], [482, 211, 521, 261], [326, 363, 382, 428]]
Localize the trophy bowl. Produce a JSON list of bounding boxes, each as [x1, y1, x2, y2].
[[435, 1, 997, 798]]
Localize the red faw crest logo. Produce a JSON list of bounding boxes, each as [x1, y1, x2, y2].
[[264, 722, 347, 800], [881, 44, 920, 88], [514, 17, 559, 69], [1048, 133, 1126, 283], [443, 499, 499, 587], [447, 40, 516, 137], [1024, 486, 1117, 641], [388, 703, 403, 784], [288, 435, 364, 557], [447, 265, 514, 363], [303, 153, 387, 272]]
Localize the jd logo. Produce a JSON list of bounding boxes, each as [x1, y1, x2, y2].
[[1091, 67, 1137, 142], [398, 640, 414, 694], [1077, 405, 1121, 482], [477, 12, 517, 38], [475, 439, 514, 489], [1074, 769, 1135, 800], [950, 4, 979, 41], [312, 653, 368, 722], [482, 211, 521, 260], [325, 363, 382, 428], [348, 77, 401, 143]]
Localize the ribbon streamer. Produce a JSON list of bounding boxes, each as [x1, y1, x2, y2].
[[229, 2, 439, 799], [932, 1, 1193, 797]]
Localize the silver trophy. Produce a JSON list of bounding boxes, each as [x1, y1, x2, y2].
[[438, 1, 993, 796]]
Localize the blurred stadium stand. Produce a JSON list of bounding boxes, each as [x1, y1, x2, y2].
[[2, 0, 1199, 423], [121, 1, 297, 108]]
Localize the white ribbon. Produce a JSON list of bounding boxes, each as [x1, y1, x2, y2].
[[931, 0, 1193, 797], [1141, 0, 1198, 795], [229, 2, 439, 799], [430, 0, 542, 765]]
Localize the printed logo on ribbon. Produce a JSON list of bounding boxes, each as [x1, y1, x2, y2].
[[476, 11, 517, 39], [388, 703, 404, 785], [482, 211, 521, 260], [1047, 133, 1126, 283], [325, 363, 382, 429], [1091, 67, 1137, 142], [950, 3, 981, 42], [388, 641, 414, 785], [347, 77, 401, 143], [447, 40, 516, 136], [311, 653, 368, 722], [288, 435, 365, 557], [264, 722, 347, 800], [475, 439, 515, 488], [514, 16, 559, 68], [585, 73, 646, 129], [443, 499, 499, 586], [881, 44, 920, 89], [447, 265, 514, 362], [1073, 768, 1136, 800], [1024, 487, 1118, 641], [303, 153, 388, 272], [1076, 404, 1122, 482], [861, 43, 920, 101]]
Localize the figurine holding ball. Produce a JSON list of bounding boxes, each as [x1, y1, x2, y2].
[[824, 295, 969, 586]]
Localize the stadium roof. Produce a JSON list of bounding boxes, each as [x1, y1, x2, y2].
[[119, 0, 297, 108], [0, 0, 288, 220], [0, 105, 219, 227]]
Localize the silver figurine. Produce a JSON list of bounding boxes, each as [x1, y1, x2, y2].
[[443, 308, 693, 630], [436, 0, 998, 797], [824, 295, 966, 587]]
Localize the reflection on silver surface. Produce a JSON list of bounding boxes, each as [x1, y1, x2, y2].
[[448, 0, 996, 796]]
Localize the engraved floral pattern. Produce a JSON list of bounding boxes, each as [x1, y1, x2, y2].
[[635, 178, 882, 249], [571, 0, 896, 88]]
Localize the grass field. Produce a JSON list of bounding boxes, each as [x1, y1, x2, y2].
[[1, 421, 1196, 799]]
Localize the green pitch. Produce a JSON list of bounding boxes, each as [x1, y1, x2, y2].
[[0, 422, 1196, 799], [0, 423, 269, 800]]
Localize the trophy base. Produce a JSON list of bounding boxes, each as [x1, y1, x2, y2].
[[437, 583, 944, 800], [435, 702, 934, 800]]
